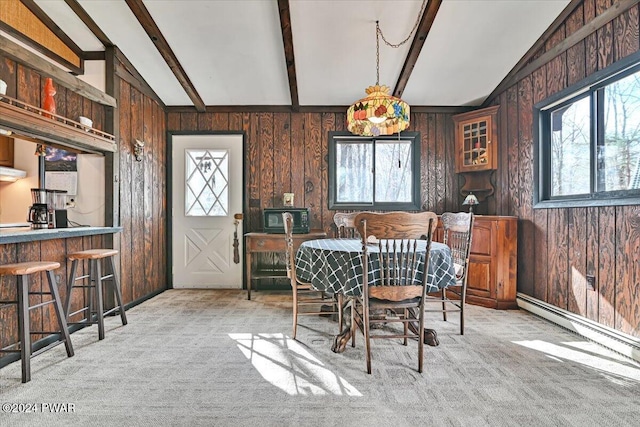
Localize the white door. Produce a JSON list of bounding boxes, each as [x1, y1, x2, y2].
[[171, 134, 243, 288]]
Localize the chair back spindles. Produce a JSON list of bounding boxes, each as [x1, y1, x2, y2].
[[333, 212, 360, 238], [351, 210, 437, 374], [424, 211, 474, 335], [441, 212, 474, 282]]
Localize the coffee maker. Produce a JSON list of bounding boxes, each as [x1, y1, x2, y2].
[[28, 188, 49, 229], [28, 188, 69, 228]]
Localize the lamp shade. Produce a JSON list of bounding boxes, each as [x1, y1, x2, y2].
[[462, 193, 479, 206], [347, 85, 410, 137], [462, 193, 479, 212]]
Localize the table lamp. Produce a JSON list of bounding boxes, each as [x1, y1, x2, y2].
[[462, 192, 479, 213]]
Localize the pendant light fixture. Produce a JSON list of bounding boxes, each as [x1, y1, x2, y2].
[[347, 1, 426, 137]]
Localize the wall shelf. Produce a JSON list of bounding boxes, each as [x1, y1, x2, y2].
[[0, 95, 116, 153]]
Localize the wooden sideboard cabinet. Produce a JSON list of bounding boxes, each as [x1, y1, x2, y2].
[[438, 215, 517, 309], [244, 230, 327, 300]]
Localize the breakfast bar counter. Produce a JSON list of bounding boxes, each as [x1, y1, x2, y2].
[[1, 226, 123, 369], [0, 226, 122, 244]]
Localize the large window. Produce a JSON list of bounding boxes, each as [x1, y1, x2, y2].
[[536, 58, 640, 206], [328, 132, 421, 210]]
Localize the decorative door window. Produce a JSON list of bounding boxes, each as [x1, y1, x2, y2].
[[185, 149, 229, 216]]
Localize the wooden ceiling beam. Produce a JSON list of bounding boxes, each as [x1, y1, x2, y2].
[[393, 0, 443, 98], [83, 51, 106, 61], [64, 0, 113, 48], [277, 0, 299, 109], [124, 0, 206, 112]]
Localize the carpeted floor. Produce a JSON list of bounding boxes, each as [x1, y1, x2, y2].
[[0, 289, 639, 426]]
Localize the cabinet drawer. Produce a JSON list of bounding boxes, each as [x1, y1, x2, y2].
[[246, 236, 286, 252]]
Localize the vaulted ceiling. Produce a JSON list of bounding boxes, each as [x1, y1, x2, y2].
[[21, 0, 571, 110]]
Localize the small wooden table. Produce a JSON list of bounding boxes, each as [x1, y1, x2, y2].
[[244, 230, 327, 300]]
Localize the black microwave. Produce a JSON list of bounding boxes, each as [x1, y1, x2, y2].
[[263, 207, 310, 234]]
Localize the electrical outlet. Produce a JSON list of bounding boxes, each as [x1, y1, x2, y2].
[[586, 275, 596, 291], [66, 198, 76, 209]]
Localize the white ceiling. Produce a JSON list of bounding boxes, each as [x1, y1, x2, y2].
[[32, 0, 571, 108]]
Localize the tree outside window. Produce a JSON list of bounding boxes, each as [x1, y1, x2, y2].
[[328, 132, 421, 211], [538, 60, 640, 205]]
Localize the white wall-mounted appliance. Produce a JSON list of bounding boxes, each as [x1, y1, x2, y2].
[[0, 165, 27, 182]]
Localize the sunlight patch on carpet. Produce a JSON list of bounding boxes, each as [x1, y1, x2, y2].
[[514, 340, 640, 383], [230, 333, 362, 396]]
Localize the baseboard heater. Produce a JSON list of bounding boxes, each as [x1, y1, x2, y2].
[[517, 293, 640, 364]]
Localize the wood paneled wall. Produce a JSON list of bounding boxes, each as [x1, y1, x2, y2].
[[486, 0, 640, 338], [166, 111, 459, 237], [166, 111, 458, 289], [114, 55, 167, 304]]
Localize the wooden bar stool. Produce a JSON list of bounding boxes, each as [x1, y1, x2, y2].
[[65, 249, 127, 340], [0, 261, 74, 383]]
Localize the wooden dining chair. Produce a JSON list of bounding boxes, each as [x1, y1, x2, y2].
[[333, 211, 359, 238], [283, 212, 343, 340], [350, 211, 437, 374], [424, 212, 474, 335]]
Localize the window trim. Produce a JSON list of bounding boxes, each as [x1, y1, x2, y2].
[[328, 131, 421, 211], [534, 50, 640, 209]]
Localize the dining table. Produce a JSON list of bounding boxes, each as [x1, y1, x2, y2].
[[294, 238, 456, 352]]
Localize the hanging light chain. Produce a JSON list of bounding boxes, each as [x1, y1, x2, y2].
[[377, 0, 427, 48], [375, 0, 427, 85], [376, 21, 380, 85]]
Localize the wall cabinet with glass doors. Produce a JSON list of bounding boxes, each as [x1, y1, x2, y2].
[[454, 105, 499, 172], [453, 105, 500, 201]]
